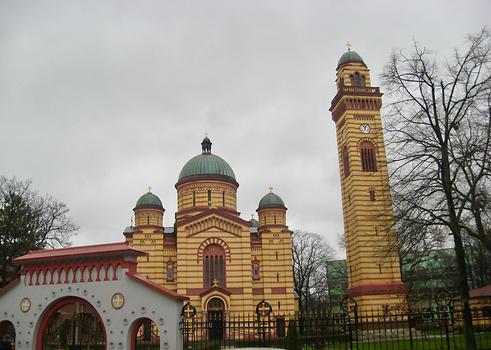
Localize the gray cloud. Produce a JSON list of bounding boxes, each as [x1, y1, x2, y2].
[[1, 0, 489, 257]]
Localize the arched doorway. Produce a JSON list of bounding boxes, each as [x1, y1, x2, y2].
[[131, 318, 159, 350], [207, 298, 225, 341], [36, 297, 105, 350], [0, 320, 15, 349]]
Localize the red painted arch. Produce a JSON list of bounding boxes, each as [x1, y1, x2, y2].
[[35, 296, 106, 350]]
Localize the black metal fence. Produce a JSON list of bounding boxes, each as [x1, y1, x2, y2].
[[180, 305, 491, 349]]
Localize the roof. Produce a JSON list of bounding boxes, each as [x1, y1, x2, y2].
[[470, 284, 491, 298], [178, 138, 236, 182], [135, 191, 163, 210], [13, 242, 147, 264], [178, 153, 236, 182], [337, 50, 365, 68], [258, 191, 286, 209], [126, 272, 188, 301]]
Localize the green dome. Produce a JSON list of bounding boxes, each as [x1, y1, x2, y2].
[[123, 226, 134, 236], [249, 218, 259, 227], [337, 50, 364, 67], [178, 137, 236, 182], [135, 191, 163, 209], [258, 191, 286, 209]]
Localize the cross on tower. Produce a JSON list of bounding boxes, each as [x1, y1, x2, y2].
[[147, 186, 152, 193], [268, 186, 273, 193], [346, 41, 352, 51]]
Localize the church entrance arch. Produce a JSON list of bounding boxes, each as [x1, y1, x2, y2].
[[0, 320, 15, 349], [207, 297, 225, 341], [130, 318, 160, 350], [36, 296, 105, 350]]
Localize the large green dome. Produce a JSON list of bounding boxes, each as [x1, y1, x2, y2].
[[178, 137, 236, 182], [258, 190, 286, 209], [337, 50, 365, 67], [135, 191, 163, 209]]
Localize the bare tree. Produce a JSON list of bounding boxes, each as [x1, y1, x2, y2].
[[0, 176, 78, 286], [291, 230, 334, 311], [382, 29, 491, 350]]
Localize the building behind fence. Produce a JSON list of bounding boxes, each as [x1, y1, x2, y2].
[[180, 298, 491, 350]]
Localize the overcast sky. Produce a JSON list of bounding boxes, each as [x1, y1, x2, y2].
[[1, 1, 489, 257]]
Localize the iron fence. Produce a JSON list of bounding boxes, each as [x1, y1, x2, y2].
[[180, 305, 491, 349]]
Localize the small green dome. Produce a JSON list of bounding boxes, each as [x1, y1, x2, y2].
[[135, 191, 163, 209], [249, 218, 259, 227], [178, 137, 236, 182], [123, 226, 134, 236], [337, 50, 364, 67], [258, 190, 286, 209]]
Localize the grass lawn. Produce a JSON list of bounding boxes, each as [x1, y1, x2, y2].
[[301, 332, 491, 350]]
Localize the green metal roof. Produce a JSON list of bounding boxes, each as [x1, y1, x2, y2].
[[123, 226, 134, 236], [178, 137, 236, 182], [249, 218, 259, 227], [135, 191, 163, 209], [337, 50, 364, 67], [258, 192, 285, 209]]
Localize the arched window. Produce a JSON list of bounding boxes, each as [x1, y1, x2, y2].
[[342, 145, 350, 177], [252, 261, 261, 281], [352, 72, 365, 87], [192, 191, 196, 206], [203, 244, 226, 288], [207, 190, 212, 206], [360, 140, 377, 172], [369, 188, 376, 201], [166, 260, 174, 281]]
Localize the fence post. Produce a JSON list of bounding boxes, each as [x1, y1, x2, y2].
[[341, 297, 358, 350], [408, 307, 414, 350], [435, 289, 452, 350]]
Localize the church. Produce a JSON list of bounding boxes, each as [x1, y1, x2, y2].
[[123, 136, 297, 317], [0, 48, 406, 349]]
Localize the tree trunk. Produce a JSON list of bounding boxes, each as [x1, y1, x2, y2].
[[453, 232, 477, 350]]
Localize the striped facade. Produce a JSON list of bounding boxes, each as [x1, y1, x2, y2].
[[124, 143, 296, 317], [330, 50, 406, 311]]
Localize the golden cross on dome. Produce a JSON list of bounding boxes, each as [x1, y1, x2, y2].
[[268, 186, 273, 193], [147, 186, 152, 193], [346, 41, 352, 51]]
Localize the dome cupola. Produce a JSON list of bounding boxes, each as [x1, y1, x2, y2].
[[134, 189, 164, 210], [258, 188, 286, 210], [175, 137, 239, 215], [257, 187, 287, 227], [133, 188, 164, 228], [337, 50, 364, 68], [178, 137, 236, 183]]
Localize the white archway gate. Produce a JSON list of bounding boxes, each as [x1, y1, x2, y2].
[[0, 243, 187, 350]]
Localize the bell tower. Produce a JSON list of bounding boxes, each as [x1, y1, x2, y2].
[[329, 46, 405, 311]]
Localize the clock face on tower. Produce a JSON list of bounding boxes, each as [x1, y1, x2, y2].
[[360, 124, 371, 134]]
